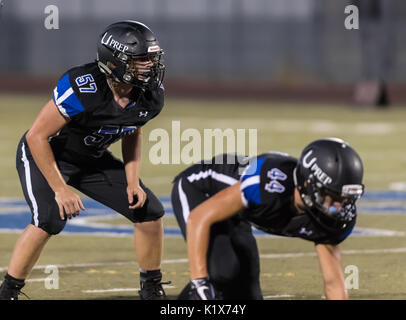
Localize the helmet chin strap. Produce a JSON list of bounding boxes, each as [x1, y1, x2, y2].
[[292, 187, 308, 215], [293, 167, 314, 209], [99, 61, 139, 91], [98, 61, 124, 85], [97, 61, 113, 76]]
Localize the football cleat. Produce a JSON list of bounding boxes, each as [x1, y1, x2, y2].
[[0, 278, 29, 300], [139, 278, 171, 300], [178, 277, 217, 300]]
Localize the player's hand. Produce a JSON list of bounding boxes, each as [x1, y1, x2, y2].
[[189, 277, 216, 300], [54, 187, 85, 220], [127, 183, 147, 209]]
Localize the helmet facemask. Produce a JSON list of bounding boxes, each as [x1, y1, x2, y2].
[[104, 49, 165, 90], [294, 167, 364, 232]]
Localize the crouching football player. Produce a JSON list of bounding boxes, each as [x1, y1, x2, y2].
[[171, 138, 364, 300], [0, 20, 169, 300]]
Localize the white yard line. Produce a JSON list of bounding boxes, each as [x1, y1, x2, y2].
[[2, 247, 405, 273], [83, 288, 140, 293], [82, 284, 175, 294], [264, 294, 295, 299], [260, 247, 406, 259], [390, 182, 406, 191], [25, 278, 48, 283]]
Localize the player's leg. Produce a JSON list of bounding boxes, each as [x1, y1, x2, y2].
[[225, 219, 263, 300], [170, 155, 242, 238], [0, 225, 51, 300], [172, 170, 244, 299], [132, 188, 166, 299], [0, 139, 68, 300], [71, 152, 167, 299], [171, 174, 209, 239], [133, 218, 163, 271], [7, 225, 51, 280], [133, 215, 165, 299]]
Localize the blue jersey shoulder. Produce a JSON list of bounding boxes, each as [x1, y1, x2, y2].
[[52, 72, 86, 118], [239, 152, 296, 208], [52, 64, 101, 118], [240, 156, 266, 206]]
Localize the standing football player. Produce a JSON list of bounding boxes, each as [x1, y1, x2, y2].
[[0, 20, 168, 300], [171, 138, 364, 300]]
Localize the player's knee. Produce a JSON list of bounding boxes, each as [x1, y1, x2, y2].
[[37, 218, 66, 235], [134, 217, 163, 234], [141, 195, 165, 221]]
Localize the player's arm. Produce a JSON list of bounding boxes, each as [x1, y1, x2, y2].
[[26, 99, 85, 220], [187, 182, 245, 280], [122, 127, 146, 209], [315, 243, 348, 300]]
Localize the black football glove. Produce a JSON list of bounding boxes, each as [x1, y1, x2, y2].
[[189, 277, 216, 300]]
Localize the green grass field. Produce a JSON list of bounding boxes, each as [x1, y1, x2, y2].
[[0, 93, 406, 300]]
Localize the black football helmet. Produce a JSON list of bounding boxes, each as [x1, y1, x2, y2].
[[294, 138, 364, 232], [97, 20, 165, 90]]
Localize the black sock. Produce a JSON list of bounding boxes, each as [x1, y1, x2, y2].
[[4, 273, 25, 289], [140, 269, 162, 283]]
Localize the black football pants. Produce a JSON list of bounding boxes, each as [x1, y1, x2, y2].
[[171, 159, 263, 300], [16, 134, 164, 235]]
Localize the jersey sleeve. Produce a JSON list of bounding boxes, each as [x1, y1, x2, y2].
[[52, 73, 85, 118], [239, 157, 266, 208]]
